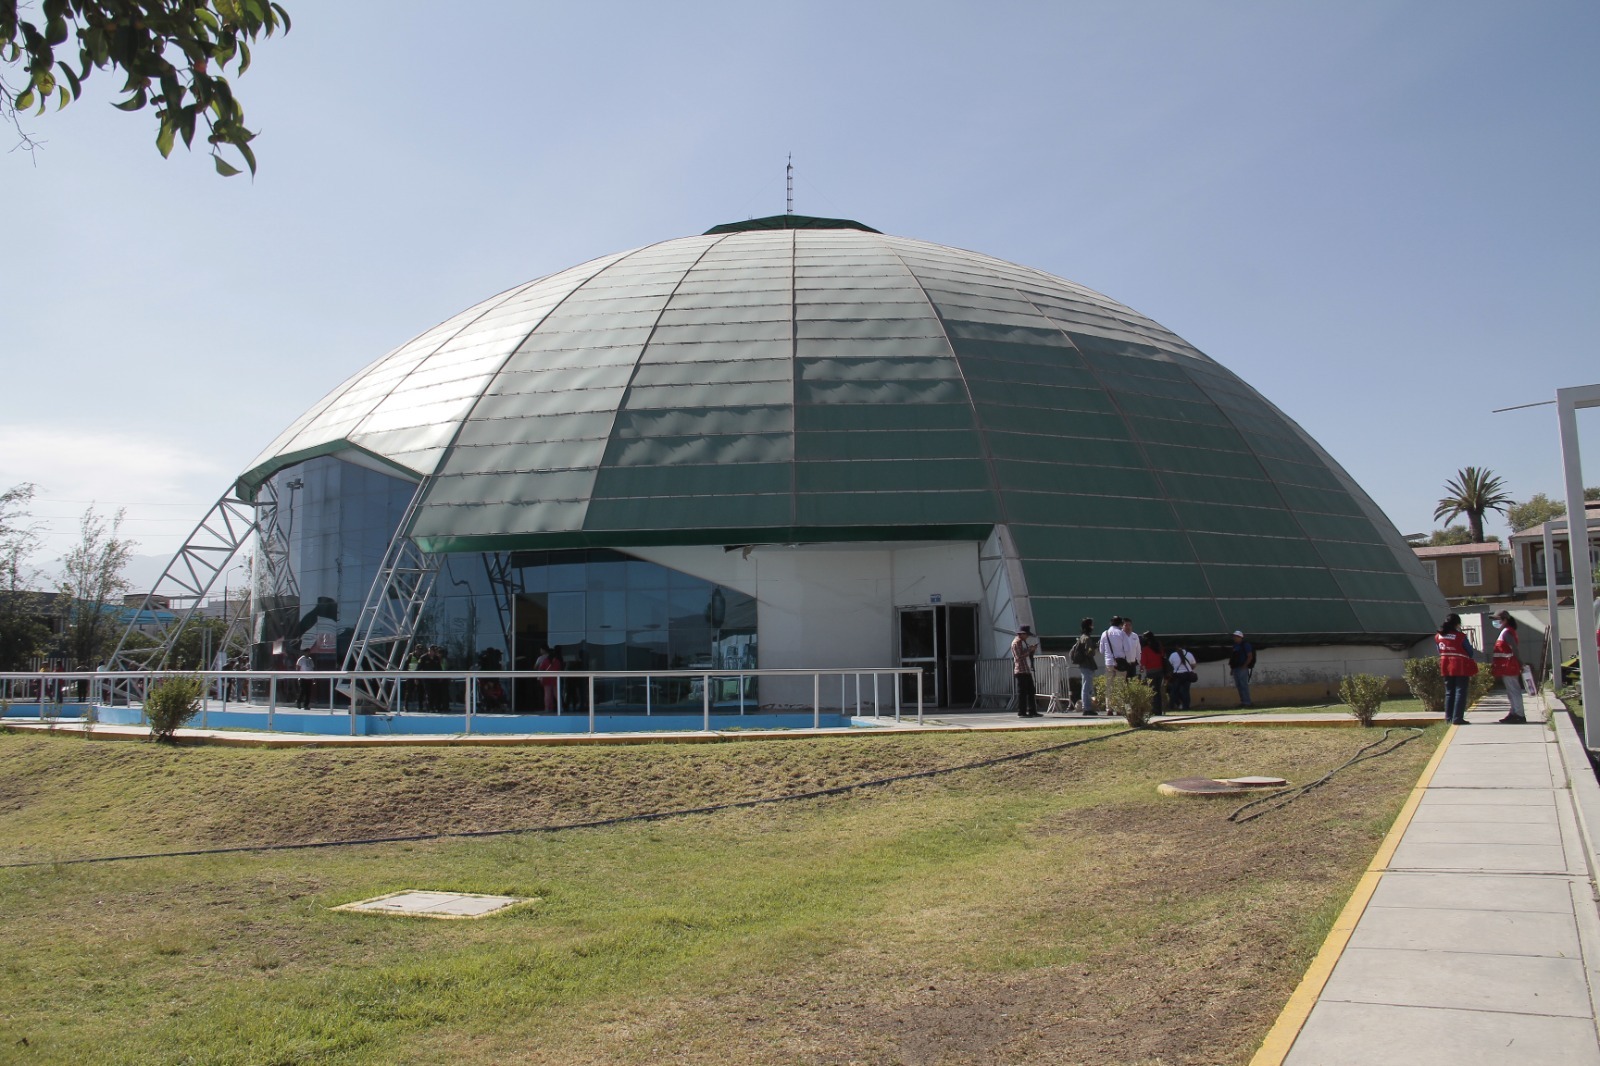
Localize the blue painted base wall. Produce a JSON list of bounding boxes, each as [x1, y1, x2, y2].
[[84, 705, 854, 735]]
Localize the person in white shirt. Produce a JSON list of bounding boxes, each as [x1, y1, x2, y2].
[[1167, 644, 1198, 710], [295, 650, 317, 710], [1100, 616, 1140, 679]]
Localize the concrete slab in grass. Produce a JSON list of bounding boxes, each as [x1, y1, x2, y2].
[[332, 890, 532, 919]]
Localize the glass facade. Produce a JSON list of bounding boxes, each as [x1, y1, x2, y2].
[[239, 217, 1448, 645], [254, 456, 756, 711]]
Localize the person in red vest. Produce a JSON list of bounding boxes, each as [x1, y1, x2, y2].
[[1435, 613, 1477, 725], [1490, 610, 1527, 724]]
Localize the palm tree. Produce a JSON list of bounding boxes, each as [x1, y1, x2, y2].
[[1433, 466, 1514, 543]]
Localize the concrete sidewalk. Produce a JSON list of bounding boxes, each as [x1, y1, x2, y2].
[[1264, 691, 1600, 1065]]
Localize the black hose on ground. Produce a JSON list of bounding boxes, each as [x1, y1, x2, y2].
[[1226, 727, 1427, 824], [0, 725, 1138, 870]]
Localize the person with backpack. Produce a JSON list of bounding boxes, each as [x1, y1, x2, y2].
[[1068, 617, 1099, 715], [1167, 643, 1198, 711]]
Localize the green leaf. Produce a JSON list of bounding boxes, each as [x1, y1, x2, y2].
[[15, 88, 34, 111], [111, 92, 145, 111], [213, 154, 242, 177], [156, 117, 175, 158]]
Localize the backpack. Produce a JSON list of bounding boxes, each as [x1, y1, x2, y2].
[[1069, 635, 1096, 667]]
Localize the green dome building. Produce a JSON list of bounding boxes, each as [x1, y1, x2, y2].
[[237, 216, 1445, 706]]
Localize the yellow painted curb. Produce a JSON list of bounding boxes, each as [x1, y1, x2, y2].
[[1247, 723, 1456, 1066]]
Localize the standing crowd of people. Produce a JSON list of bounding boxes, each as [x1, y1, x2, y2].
[[1011, 617, 1225, 717]]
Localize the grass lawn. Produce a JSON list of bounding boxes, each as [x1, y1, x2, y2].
[[0, 723, 1444, 1065]]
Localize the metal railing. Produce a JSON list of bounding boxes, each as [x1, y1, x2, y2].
[[0, 667, 927, 735]]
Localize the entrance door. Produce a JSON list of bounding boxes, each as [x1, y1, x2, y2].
[[898, 604, 979, 708]]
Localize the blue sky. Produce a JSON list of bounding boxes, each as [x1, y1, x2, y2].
[[4, 0, 1598, 577]]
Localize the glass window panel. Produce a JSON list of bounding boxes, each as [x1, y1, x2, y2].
[[1214, 599, 1361, 634], [795, 403, 974, 432], [547, 591, 585, 631], [1297, 512, 1385, 543], [1206, 566, 1344, 599], [627, 588, 671, 630], [1277, 483, 1363, 516], [1023, 560, 1212, 598], [796, 458, 988, 493], [1187, 534, 1324, 567], [1317, 542, 1402, 572], [796, 429, 982, 461]]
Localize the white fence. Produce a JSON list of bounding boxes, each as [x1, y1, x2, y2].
[[0, 667, 928, 735]]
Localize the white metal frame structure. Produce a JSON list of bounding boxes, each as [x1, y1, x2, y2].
[[107, 487, 265, 672], [1556, 383, 1600, 750], [338, 479, 441, 710]]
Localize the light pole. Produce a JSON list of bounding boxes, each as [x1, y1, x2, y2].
[[1555, 384, 1600, 751]]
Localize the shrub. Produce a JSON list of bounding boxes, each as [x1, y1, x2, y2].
[[1468, 662, 1494, 708], [1095, 673, 1156, 728], [144, 674, 204, 743], [1403, 657, 1444, 714], [1338, 673, 1388, 727]]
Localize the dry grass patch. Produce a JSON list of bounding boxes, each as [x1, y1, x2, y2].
[[0, 724, 1441, 1064]]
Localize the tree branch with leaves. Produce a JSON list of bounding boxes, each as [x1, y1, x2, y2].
[[1, 0, 289, 175], [55, 504, 135, 667]]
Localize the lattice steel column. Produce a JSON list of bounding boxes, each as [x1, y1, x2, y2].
[[108, 488, 260, 672], [338, 478, 440, 710]]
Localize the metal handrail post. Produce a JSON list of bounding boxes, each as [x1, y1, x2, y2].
[[268, 676, 276, 730], [588, 675, 596, 734], [895, 672, 902, 722], [873, 673, 879, 718], [703, 673, 711, 731], [645, 674, 652, 716], [813, 673, 820, 729], [916, 670, 924, 724], [466, 675, 475, 735], [348, 673, 356, 736]]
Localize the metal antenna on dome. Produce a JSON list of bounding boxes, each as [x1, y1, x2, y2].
[[786, 153, 793, 215]]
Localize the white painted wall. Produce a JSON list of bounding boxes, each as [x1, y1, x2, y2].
[[624, 541, 986, 705]]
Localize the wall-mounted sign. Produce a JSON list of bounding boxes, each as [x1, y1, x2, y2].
[[930, 594, 943, 604]]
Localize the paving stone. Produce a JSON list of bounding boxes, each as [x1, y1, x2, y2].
[[1403, 821, 1563, 847], [1319, 945, 1594, 1017], [1349, 905, 1581, 958], [1422, 789, 1554, 807], [1284, 1000, 1600, 1066], [1412, 802, 1562, 824], [1367, 872, 1580, 914], [1390, 839, 1573, 874]]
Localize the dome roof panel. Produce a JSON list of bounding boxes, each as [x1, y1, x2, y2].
[[244, 223, 1447, 641]]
